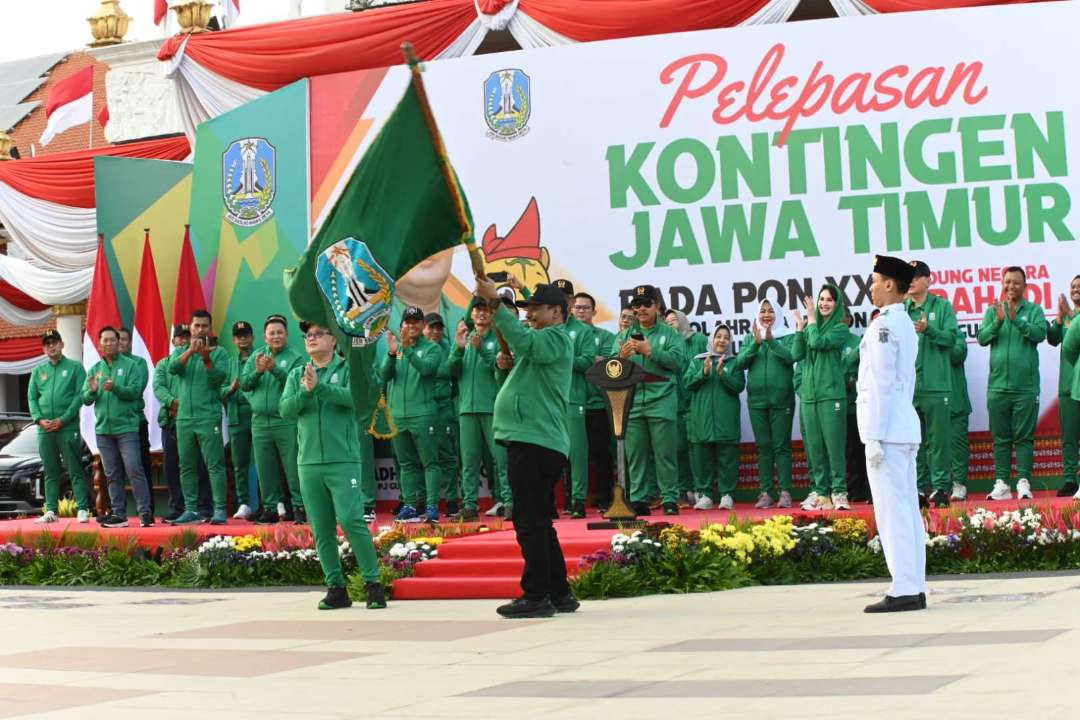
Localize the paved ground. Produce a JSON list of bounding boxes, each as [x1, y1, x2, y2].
[[0, 573, 1078, 719]]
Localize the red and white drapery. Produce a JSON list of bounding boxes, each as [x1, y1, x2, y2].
[[828, 0, 1046, 16], [0, 280, 51, 326], [0, 336, 47, 375], [157, 0, 802, 141]]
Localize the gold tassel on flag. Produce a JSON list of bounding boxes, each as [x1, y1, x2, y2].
[[368, 391, 397, 440]]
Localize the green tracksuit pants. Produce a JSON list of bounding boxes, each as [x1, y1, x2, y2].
[[38, 427, 90, 513], [492, 440, 511, 509], [915, 395, 952, 494], [677, 411, 693, 495], [392, 415, 442, 509], [749, 406, 794, 494], [357, 430, 376, 510], [951, 412, 970, 486], [987, 391, 1038, 480], [1060, 395, 1079, 485], [690, 442, 739, 499], [801, 399, 847, 496], [626, 415, 679, 505], [228, 424, 253, 507], [566, 403, 589, 503], [436, 409, 459, 504], [299, 463, 381, 587], [252, 424, 302, 511], [460, 413, 498, 511], [177, 420, 227, 513]]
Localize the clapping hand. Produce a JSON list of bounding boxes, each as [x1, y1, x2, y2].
[[792, 307, 807, 331], [993, 301, 1006, 322], [88, 374, 99, 393], [703, 356, 713, 377], [301, 363, 318, 392], [386, 332, 399, 356], [103, 377, 114, 392], [455, 321, 468, 349], [752, 321, 762, 345], [496, 352, 513, 371], [914, 310, 928, 334], [802, 295, 816, 324], [469, 331, 483, 349]]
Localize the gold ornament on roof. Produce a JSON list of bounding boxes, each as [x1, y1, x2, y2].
[[172, 1, 214, 34], [88, 0, 131, 47], [0, 130, 13, 161]]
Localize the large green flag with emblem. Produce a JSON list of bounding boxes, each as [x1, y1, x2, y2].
[[287, 77, 472, 422]]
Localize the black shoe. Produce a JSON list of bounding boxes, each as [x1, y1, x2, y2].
[[101, 514, 129, 528], [163, 510, 182, 523], [445, 500, 459, 516], [1058, 481, 1079, 497], [364, 581, 387, 610], [496, 596, 555, 619], [663, 502, 680, 516], [551, 592, 580, 613], [570, 501, 586, 519], [293, 507, 307, 524], [283, 508, 296, 522], [631, 501, 652, 517], [451, 507, 479, 522], [918, 493, 929, 508], [255, 509, 280, 525], [503, 507, 513, 521], [318, 586, 352, 610], [864, 594, 924, 613], [140, 512, 154, 528], [930, 490, 950, 508]]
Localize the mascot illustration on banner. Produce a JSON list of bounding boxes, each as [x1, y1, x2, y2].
[[479, 197, 549, 300]]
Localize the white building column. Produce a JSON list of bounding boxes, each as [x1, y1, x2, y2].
[[53, 303, 86, 363]]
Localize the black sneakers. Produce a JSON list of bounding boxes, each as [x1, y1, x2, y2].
[[451, 508, 479, 522], [365, 582, 387, 610], [254, 509, 280, 525], [101, 514, 129, 528], [497, 596, 556, 619], [930, 490, 950, 508], [551, 592, 580, 613], [445, 500, 459, 517], [864, 594, 924, 613], [663, 502, 680, 516], [293, 507, 308, 525], [569, 501, 586, 519], [318, 586, 352, 610], [1058, 481, 1079, 497], [631, 502, 652, 517], [140, 512, 154, 528]]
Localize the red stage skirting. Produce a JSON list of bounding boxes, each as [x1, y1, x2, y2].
[[0, 517, 310, 549]]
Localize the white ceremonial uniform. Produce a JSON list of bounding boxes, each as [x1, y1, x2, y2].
[[856, 302, 925, 597]]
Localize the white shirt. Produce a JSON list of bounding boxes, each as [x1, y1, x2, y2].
[[856, 302, 921, 444]]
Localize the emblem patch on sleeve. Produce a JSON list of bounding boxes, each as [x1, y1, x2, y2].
[[878, 327, 890, 343]]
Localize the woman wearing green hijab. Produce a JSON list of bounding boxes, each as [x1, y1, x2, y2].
[[792, 285, 851, 510]]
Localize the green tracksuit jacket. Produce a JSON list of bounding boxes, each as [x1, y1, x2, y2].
[[82, 354, 144, 435], [906, 293, 959, 397], [615, 321, 685, 418], [950, 330, 972, 415], [240, 346, 305, 427], [221, 350, 253, 427], [585, 326, 618, 411], [28, 356, 86, 430], [733, 335, 795, 410], [153, 358, 178, 429], [122, 352, 150, 416], [683, 356, 745, 443], [1063, 318, 1080, 401], [378, 336, 445, 419], [565, 315, 595, 407], [279, 354, 360, 465], [1048, 316, 1078, 397], [976, 299, 1047, 394], [447, 328, 499, 413], [168, 344, 230, 422], [791, 301, 849, 402]]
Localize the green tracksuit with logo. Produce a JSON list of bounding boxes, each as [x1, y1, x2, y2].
[[493, 361, 513, 510], [279, 354, 380, 587], [28, 356, 88, 513], [733, 334, 795, 494], [83, 355, 143, 435], [168, 344, 230, 514], [977, 300, 1047, 481], [677, 333, 708, 497], [1048, 314, 1079, 487], [1063, 318, 1080, 411], [379, 336, 446, 509], [684, 354, 745, 500], [240, 346, 305, 512], [616, 322, 685, 505], [791, 288, 849, 497], [906, 293, 959, 494], [564, 315, 595, 505], [222, 350, 254, 507], [949, 329, 972, 487], [447, 329, 500, 511], [433, 337, 459, 507]]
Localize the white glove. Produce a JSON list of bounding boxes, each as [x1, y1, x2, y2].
[[866, 440, 885, 469]]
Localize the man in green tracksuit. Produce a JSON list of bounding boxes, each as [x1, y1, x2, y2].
[[223, 320, 255, 519], [905, 261, 959, 507], [574, 292, 617, 508], [1061, 307, 1080, 500], [949, 328, 972, 500], [617, 284, 685, 516], [665, 309, 707, 507], [168, 309, 230, 525], [28, 330, 89, 523], [1048, 276, 1080, 496], [424, 313, 459, 514], [240, 314, 305, 524], [117, 327, 153, 506], [552, 279, 594, 519], [977, 266, 1047, 501], [279, 321, 386, 611], [379, 306, 446, 523]]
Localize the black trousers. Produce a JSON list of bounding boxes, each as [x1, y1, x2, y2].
[[845, 412, 870, 501], [585, 409, 614, 504], [162, 425, 212, 516], [507, 441, 571, 601], [139, 419, 153, 512]]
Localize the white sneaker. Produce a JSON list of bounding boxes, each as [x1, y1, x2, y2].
[[800, 492, 819, 511], [277, 502, 287, 517], [777, 491, 793, 508], [754, 492, 774, 509], [685, 491, 698, 506], [986, 479, 1012, 501], [693, 495, 714, 510], [950, 483, 968, 501], [362, 511, 376, 524], [77, 509, 89, 524], [1073, 486, 1080, 500], [1016, 478, 1034, 500], [232, 503, 253, 520], [34, 510, 58, 524], [718, 494, 734, 511], [484, 502, 504, 517], [832, 493, 851, 511], [815, 495, 834, 510]]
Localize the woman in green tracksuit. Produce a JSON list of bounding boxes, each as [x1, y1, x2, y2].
[[665, 309, 706, 505], [792, 284, 850, 510], [684, 325, 745, 510], [733, 298, 796, 509]]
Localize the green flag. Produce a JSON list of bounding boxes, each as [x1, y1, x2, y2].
[[287, 77, 471, 421]]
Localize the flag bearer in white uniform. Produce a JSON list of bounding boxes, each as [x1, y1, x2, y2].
[[857, 255, 926, 613]]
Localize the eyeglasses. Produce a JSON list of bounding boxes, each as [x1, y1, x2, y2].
[[304, 331, 329, 341], [630, 300, 654, 308], [572, 304, 593, 311]]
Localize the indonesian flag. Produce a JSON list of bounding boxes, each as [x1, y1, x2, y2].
[[40, 67, 94, 147], [81, 235, 123, 454], [222, 0, 240, 28], [134, 231, 170, 452], [154, 0, 168, 25], [172, 224, 208, 327]]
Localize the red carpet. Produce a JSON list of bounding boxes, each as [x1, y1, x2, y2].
[[393, 491, 1080, 600], [0, 516, 308, 549]]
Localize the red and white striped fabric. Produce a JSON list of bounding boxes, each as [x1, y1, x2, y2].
[[0, 336, 47, 375], [828, 0, 1047, 16], [133, 232, 170, 451], [39, 67, 94, 147]]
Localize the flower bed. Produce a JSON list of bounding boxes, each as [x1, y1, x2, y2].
[[571, 506, 1080, 600]]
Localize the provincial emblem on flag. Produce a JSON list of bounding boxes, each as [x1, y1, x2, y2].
[[315, 238, 394, 346]]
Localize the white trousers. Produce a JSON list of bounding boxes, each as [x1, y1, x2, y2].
[[867, 442, 926, 597]]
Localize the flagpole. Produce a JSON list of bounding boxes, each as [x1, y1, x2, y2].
[[401, 43, 486, 280]]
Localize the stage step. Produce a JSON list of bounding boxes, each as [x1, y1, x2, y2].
[[413, 557, 581, 578], [436, 537, 607, 560], [393, 575, 524, 600]]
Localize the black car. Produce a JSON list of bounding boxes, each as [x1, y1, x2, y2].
[[0, 415, 94, 517]]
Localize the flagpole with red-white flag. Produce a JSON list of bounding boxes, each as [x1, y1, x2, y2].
[[40, 66, 94, 147], [81, 235, 124, 454], [172, 223, 208, 328], [133, 230, 170, 452]]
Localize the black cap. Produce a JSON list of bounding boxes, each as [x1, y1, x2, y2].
[[232, 320, 254, 336], [263, 314, 288, 330], [874, 255, 916, 285], [424, 312, 445, 327], [41, 329, 62, 345], [515, 284, 568, 310], [402, 306, 425, 323], [552, 279, 574, 296], [909, 260, 931, 278], [629, 284, 660, 307], [172, 323, 191, 338], [298, 320, 315, 334]]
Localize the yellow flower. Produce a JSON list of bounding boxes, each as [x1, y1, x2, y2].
[[232, 534, 263, 553], [832, 517, 869, 543]]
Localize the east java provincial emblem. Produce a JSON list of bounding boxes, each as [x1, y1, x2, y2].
[[484, 69, 531, 141], [223, 137, 276, 227], [316, 238, 394, 347]]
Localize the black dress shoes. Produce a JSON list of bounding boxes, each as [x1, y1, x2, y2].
[[864, 594, 925, 613]]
